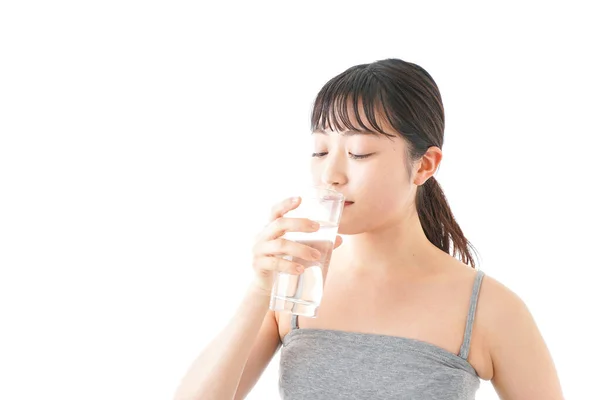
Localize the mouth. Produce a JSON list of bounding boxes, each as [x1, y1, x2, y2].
[[344, 201, 354, 207]]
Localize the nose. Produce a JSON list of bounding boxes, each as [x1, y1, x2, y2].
[[321, 152, 348, 188]]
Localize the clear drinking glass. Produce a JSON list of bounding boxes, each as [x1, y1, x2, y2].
[[269, 186, 345, 318]]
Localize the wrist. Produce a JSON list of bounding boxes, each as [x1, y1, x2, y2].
[[247, 279, 273, 298]]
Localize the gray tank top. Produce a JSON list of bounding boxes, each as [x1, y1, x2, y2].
[[279, 269, 485, 400]]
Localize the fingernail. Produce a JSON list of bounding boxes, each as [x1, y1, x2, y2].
[[311, 222, 320, 229], [292, 197, 300, 203], [312, 250, 321, 259], [296, 266, 304, 273]]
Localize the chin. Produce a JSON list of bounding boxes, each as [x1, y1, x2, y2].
[[337, 209, 399, 235], [337, 219, 370, 236]]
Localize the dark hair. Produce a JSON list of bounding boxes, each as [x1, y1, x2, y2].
[[310, 58, 477, 268]]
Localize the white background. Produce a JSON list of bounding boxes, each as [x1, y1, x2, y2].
[[1, 1, 598, 399]]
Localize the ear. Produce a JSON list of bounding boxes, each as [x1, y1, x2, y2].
[[413, 146, 443, 186]]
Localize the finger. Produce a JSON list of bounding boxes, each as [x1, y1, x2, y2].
[[269, 196, 301, 222], [254, 255, 305, 275], [257, 238, 321, 262], [333, 235, 343, 249], [263, 217, 320, 241]]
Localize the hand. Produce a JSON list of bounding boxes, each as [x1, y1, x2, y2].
[[250, 196, 343, 295]]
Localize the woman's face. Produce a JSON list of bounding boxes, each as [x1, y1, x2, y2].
[[310, 113, 418, 235]]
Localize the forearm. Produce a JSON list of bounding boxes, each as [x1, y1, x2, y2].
[[173, 284, 271, 400]]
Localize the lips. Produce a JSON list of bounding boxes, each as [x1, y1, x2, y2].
[[344, 201, 354, 206]]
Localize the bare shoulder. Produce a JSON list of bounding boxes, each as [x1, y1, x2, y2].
[[475, 273, 564, 399], [475, 272, 539, 347], [474, 272, 535, 353], [477, 273, 526, 323]]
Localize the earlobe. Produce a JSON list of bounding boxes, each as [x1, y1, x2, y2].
[[414, 174, 430, 187]]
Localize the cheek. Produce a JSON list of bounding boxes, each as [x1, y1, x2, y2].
[[370, 186, 405, 213], [358, 166, 411, 208], [310, 163, 321, 184]]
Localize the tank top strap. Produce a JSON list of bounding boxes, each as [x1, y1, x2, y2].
[[458, 269, 485, 360], [291, 314, 300, 330]]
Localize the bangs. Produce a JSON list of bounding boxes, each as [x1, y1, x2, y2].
[[311, 66, 396, 138]]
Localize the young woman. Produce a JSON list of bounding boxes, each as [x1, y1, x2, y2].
[[174, 58, 563, 400]]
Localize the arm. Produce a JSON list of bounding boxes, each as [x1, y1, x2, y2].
[[173, 285, 280, 400], [485, 279, 564, 399], [173, 196, 338, 400], [234, 309, 282, 400]]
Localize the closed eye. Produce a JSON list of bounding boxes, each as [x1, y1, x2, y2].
[[349, 153, 373, 159], [311, 152, 374, 159], [312, 152, 374, 159]]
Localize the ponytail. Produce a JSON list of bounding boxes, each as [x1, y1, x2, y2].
[[416, 177, 477, 268]]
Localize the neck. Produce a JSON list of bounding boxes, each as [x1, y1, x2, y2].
[[339, 208, 441, 275]]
